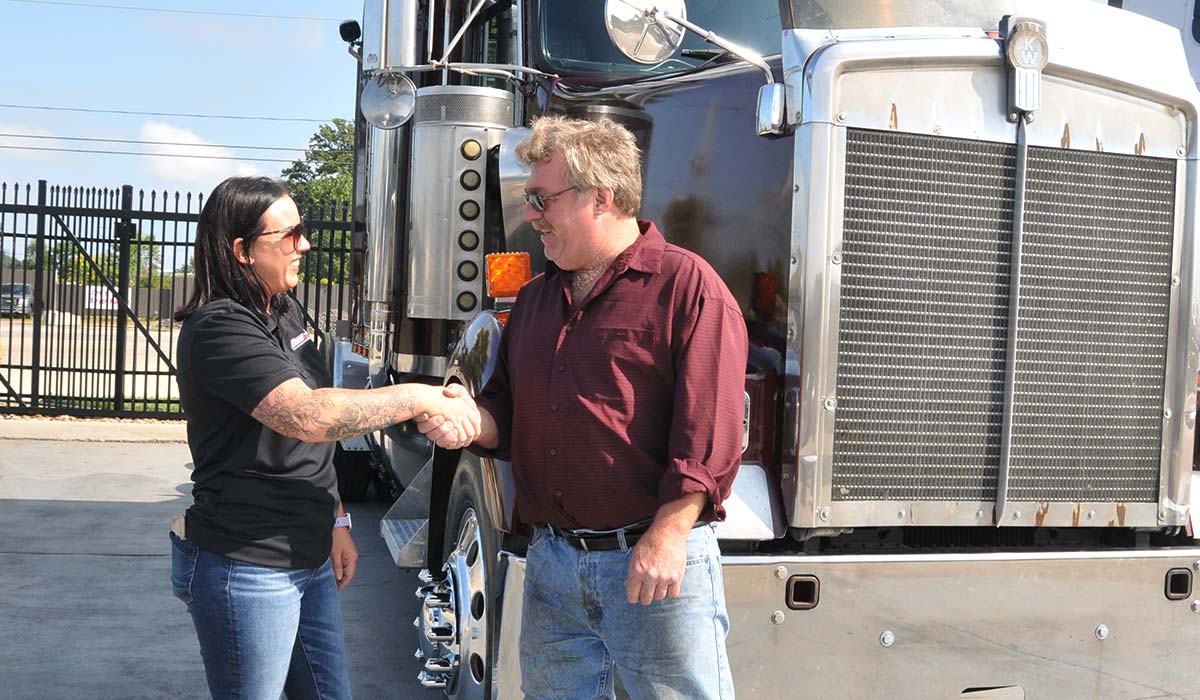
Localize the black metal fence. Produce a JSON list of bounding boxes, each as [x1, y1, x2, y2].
[[0, 180, 353, 418]]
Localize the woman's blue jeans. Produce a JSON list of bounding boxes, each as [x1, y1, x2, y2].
[[170, 533, 352, 700], [520, 524, 735, 700]]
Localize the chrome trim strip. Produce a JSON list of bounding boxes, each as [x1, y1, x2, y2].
[[1160, 157, 1192, 526], [391, 352, 449, 377], [722, 546, 1200, 566], [995, 118, 1029, 525]]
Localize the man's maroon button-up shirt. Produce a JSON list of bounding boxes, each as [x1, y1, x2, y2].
[[474, 221, 748, 530]]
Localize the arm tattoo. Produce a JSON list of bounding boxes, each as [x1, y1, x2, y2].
[[253, 379, 420, 442], [321, 387, 417, 441]]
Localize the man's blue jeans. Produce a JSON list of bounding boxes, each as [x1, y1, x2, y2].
[[170, 533, 352, 700], [520, 524, 734, 700]]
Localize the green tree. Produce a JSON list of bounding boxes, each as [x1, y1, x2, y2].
[[23, 230, 168, 288], [282, 118, 354, 285], [24, 240, 97, 283], [122, 231, 168, 289], [282, 118, 354, 206]]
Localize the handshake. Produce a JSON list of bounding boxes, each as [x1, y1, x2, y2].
[[415, 384, 483, 451]]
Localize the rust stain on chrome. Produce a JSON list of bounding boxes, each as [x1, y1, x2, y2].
[[1136, 132, 1147, 156], [889, 104, 899, 131], [1035, 502, 1050, 528], [1061, 123, 1071, 149]]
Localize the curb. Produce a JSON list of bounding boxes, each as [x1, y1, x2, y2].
[[0, 417, 188, 443]]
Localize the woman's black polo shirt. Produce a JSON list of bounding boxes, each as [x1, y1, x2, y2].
[[176, 298, 338, 569]]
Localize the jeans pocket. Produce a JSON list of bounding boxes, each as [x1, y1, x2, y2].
[[169, 532, 198, 605], [527, 526, 548, 552]]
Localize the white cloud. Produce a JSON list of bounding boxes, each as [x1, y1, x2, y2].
[[137, 121, 261, 192], [0, 123, 70, 163]]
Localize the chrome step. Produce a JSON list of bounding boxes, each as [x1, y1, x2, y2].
[[380, 457, 434, 568], [418, 671, 449, 689]]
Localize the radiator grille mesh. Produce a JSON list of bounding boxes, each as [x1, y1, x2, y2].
[[1008, 148, 1174, 502], [833, 131, 1015, 501], [831, 129, 1175, 504]]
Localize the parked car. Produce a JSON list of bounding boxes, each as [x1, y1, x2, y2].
[[1, 283, 34, 317]]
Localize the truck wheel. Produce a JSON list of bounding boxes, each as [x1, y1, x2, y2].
[[415, 461, 499, 699], [333, 443, 371, 502]]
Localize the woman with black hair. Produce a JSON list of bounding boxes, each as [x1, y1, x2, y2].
[[170, 176, 478, 700]]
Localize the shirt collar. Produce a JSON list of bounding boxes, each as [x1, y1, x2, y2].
[[620, 220, 666, 275]]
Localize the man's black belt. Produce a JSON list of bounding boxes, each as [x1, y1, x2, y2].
[[543, 519, 654, 552], [542, 518, 705, 552]]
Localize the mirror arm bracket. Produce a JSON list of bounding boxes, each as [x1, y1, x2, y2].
[[659, 9, 775, 84]]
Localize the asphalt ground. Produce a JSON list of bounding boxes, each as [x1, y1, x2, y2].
[[0, 417, 434, 700]]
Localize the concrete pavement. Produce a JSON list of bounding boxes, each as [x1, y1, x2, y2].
[[0, 418, 433, 700]]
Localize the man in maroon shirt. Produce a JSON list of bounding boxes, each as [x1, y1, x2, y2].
[[426, 116, 746, 699]]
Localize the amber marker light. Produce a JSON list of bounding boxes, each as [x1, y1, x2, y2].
[[486, 252, 532, 299]]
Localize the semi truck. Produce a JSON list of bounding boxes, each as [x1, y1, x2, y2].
[[329, 1, 1200, 697]]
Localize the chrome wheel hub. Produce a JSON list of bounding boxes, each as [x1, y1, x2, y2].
[[414, 508, 489, 699]]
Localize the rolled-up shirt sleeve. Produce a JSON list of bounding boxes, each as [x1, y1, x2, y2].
[[657, 291, 748, 521]]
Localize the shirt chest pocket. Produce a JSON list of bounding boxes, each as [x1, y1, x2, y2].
[[578, 323, 662, 404], [596, 325, 655, 349]]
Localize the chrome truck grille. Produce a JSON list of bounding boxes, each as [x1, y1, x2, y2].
[[832, 129, 1175, 504]]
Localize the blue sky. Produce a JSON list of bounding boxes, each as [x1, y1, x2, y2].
[[0, 0, 363, 197]]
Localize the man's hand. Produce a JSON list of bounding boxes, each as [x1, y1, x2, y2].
[[625, 528, 688, 605], [416, 385, 481, 449], [331, 526, 358, 590], [624, 492, 708, 605]]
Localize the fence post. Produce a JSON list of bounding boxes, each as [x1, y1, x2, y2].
[[114, 185, 134, 413], [30, 180, 47, 411]]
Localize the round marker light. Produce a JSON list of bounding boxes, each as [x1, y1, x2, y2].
[[460, 170, 481, 190], [456, 292, 478, 312], [459, 230, 480, 251], [458, 261, 479, 281], [461, 139, 483, 160], [460, 200, 480, 220]]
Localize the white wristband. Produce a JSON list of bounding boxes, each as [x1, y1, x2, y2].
[[334, 513, 352, 530]]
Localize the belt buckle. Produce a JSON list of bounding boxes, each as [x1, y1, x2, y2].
[[577, 536, 591, 552]]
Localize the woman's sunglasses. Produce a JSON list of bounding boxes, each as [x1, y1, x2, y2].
[[260, 221, 306, 250]]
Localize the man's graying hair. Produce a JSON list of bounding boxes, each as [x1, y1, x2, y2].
[[516, 116, 642, 218]]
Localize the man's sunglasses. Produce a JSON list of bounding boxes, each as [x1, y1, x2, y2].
[[523, 186, 576, 213], [260, 221, 306, 249]]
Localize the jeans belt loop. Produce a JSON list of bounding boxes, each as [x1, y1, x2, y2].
[[616, 529, 628, 551]]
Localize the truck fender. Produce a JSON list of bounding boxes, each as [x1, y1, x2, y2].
[[425, 311, 516, 572], [445, 310, 516, 532]]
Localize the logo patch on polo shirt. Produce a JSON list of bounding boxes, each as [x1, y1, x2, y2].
[[289, 331, 313, 351]]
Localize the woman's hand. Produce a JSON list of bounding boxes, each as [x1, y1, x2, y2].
[[416, 385, 481, 449], [331, 526, 358, 590]]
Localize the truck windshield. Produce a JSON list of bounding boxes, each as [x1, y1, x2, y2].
[[1, 284, 29, 294], [538, 0, 781, 79]]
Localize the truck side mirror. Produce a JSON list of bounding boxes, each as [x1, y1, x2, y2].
[[756, 83, 788, 137], [604, 0, 688, 64]]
